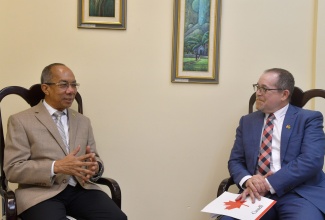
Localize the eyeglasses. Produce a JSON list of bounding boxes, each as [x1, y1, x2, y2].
[[45, 81, 80, 90], [253, 84, 283, 94]]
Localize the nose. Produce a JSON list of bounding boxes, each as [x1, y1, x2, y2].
[[256, 88, 263, 96], [65, 85, 76, 93]]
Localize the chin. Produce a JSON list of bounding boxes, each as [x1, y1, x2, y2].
[[255, 105, 263, 111], [63, 102, 73, 107]]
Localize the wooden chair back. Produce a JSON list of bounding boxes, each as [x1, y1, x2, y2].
[[248, 86, 325, 113]]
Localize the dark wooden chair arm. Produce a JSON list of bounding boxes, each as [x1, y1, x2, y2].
[[215, 177, 236, 219], [1, 188, 17, 220], [0, 177, 121, 220], [95, 177, 122, 209], [217, 177, 235, 197]]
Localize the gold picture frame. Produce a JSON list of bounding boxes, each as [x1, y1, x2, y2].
[[78, 0, 127, 30], [171, 0, 221, 83]]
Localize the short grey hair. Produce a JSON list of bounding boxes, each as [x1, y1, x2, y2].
[[41, 63, 66, 83]]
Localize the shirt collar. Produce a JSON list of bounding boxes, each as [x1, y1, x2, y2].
[[265, 103, 289, 120], [43, 100, 68, 116]]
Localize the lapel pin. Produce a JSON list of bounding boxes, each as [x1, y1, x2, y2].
[[286, 125, 291, 129]]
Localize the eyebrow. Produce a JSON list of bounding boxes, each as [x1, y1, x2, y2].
[[257, 83, 272, 88], [58, 80, 77, 83]]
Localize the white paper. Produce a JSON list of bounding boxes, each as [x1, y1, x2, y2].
[[201, 192, 276, 220]]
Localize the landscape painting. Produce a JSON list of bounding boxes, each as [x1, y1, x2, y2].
[[171, 0, 221, 83]]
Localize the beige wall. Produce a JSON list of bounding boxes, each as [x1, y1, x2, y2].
[[0, 0, 324, 219], [316, 0, 325, 116]]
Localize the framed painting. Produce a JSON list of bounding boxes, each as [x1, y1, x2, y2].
[[171, 0, 221, 83], [78, 0, 127, 30]]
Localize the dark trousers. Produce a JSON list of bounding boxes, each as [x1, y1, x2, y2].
[[20, 184, 127, 220]]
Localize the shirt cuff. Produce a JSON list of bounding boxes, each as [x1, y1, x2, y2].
[[51, 161, 56, 177], [240, 175, 252, 190]]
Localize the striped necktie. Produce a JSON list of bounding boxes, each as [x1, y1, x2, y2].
[[257, 113, 275, 175], [53, 111, 77, 186], [53, 111, 69, 153]]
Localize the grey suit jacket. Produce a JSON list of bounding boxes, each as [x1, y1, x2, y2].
[[4, 101, 103, 214]]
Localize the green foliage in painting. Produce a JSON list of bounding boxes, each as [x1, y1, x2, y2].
[[89, 0, 115, 17], [183, 0, 211, 72]]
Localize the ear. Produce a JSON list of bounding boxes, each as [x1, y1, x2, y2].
[[281, 89, 290, 101], [41, 84, 50, 96]]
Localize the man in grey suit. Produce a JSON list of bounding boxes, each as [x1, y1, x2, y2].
[[4, 63, 127, 220], [223, 68, 325, 219]]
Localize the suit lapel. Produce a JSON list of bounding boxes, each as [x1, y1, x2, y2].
[[68, 109, 78, 152], [34, 102, 68, 155], [251, 111, 265, 173], [280, 104, 298, 162]]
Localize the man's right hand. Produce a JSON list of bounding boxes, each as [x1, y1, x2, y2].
[[236, 172, 273, 203], [54, 146, 98, 182]]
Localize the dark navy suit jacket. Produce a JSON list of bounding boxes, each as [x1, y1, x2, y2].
[[228, 104, 325, 213]]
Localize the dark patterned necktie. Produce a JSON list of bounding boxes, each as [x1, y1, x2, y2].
[[257, 113, 275, 175]]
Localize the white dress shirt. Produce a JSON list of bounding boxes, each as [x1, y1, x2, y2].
[[43, 101, 77, 186], [43, 100, 69, 144], [240, 104, 289, 193]]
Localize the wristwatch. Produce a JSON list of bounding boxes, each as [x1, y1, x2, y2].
[[90, 161, 104, 182]]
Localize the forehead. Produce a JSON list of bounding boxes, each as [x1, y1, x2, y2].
[[51, 65, 76, 81], [258, 72, 279, 87]]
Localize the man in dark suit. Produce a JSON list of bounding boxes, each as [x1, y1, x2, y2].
[[224, 68, 325, 219], [4, 63, 127, 220]]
